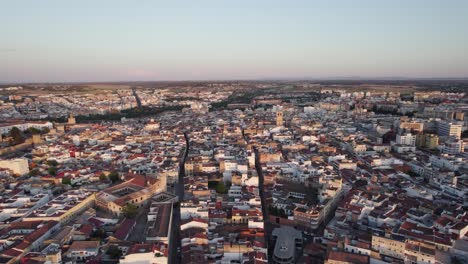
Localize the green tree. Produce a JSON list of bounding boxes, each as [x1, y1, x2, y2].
[[61, 177, 71, 185], [108, 171, 120, 183], [9, 127, 24, 145], [215, 181, 228, 194], [27, 127, 41, 135], [46, 160, 58, 167], [42, 127, 50, 134], [29, 169, 39, 176], [48, 167, 57, 176], [99, 173, 108, 181], [122, 204, 138, 218]]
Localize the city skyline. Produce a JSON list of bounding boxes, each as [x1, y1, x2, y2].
[[2, 0, 468, 83]]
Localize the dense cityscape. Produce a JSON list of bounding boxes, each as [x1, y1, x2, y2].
[[0, 81, 466, 264]]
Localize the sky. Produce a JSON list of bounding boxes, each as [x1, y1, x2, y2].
[[1, 0, 468, 83]]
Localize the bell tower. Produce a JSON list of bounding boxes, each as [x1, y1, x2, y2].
[[68, 113, 76, 125], [276, 111, 283, 126]]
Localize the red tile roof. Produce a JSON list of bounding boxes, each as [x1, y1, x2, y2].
[[114, 219, 136, 240]]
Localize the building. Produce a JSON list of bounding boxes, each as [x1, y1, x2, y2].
[[0, 158, 29, 175], [144, 119, 160, 131], [442, 140, 464, 155], [438, 121, 462, 139], [396, 133, 416, 146], [66, 241, 100, 261], [271, 226, 302, 264], [404, 240, 436, 264], [454, 111, 465, 121], [276, 111, 284, 126], [371, 233, 405, 262], [416, 134, 439, 150], [325, 251, 369, 264], [96, 174, 166, 216], [21, 243, 62, 264], [0, 121, 53, 135], [399, 121, 424, 132], [146, 201, 173, 243], [67, 113, 76, 125], [294, 207, 322, 231], [120, 243, 169, 264], [23, 190, 95, 224]]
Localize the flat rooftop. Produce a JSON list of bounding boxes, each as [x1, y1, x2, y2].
[[146, 202, 172, 240], [272, 226, 302, 260]]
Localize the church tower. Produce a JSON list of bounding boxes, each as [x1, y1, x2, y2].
[[276, 111, 283, 127], [68, 113, 76, 125]]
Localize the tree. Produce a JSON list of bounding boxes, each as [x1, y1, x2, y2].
[[9, 127, 24, 145], [215, 181, 228, 194], [107, 245, 122, 259], [42, 127, 50, 134], [27, 127, 41, 135], [48, 167, 57, 176], [268, 205, 287, 218], [91, 228, 107, 240], [46, 160, 58, 167], [108, 171, 120, 183], [99, 173, 108, 181], [61, 177, 71, 185], [29, 169, 39, 176], [122, 204, 138, 218], [354, 179, 368, 188]]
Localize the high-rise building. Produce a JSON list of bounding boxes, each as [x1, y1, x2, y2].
[[416, 134, 439, 150], [442, 140, 464, 155], [424, 134, 439, 149], [437, 121, 462, 139], [396, 133, 416, 146]]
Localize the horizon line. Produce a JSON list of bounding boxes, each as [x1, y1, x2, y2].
[[2, 76, 468, 85]]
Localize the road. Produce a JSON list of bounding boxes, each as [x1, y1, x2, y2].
[[168, 132, 189, 264], [253, 146, 271, 259], [131, 87, 142, 108]]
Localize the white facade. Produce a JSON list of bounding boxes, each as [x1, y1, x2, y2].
[[396, 133, 416, 146], [0, 121, 53, 135], [442, 140, 464, 155]]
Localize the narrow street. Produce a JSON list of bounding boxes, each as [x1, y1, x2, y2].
[[253, 146, 271, 258], [169, 132, 189, 264]]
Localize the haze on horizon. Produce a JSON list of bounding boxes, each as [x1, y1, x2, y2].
[[1, 0, 468, 83]]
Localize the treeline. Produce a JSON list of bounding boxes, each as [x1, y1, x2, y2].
[[210, 89, 267, 110], [1, 126, 50, 145], [372, 105, 416, 117], [43, 105, 184, 123]]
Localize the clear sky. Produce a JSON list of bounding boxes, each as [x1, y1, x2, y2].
[[1, 0, 468, 82]]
